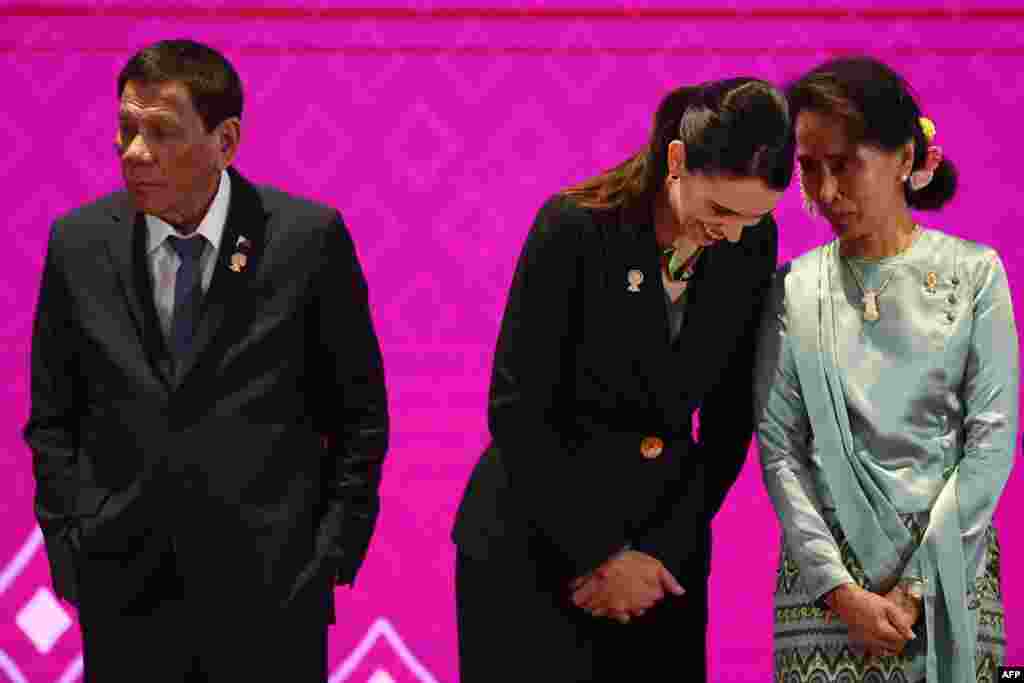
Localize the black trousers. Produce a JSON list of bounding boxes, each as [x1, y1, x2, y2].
[[456, 549, 709, 682], [77, 538, 329, 682]]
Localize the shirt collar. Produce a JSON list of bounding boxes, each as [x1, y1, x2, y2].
[[145, 169, 232, 255]]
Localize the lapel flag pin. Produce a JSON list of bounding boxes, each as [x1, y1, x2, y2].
[[230, 235, 251, 272], [627, 269, 644, 292]]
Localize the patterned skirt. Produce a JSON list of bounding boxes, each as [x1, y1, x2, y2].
[[773, 513, 1006, 683]]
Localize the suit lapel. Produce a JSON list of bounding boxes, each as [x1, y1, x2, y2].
[[674, 241, 746, 401], [603, 205, 746, 432], [105, 194, 175, 389], [673, 245, 714, 357], [175, 167, 269, 386], [601, 205, 687, 426]]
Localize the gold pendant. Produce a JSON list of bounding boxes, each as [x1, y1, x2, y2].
[[863, 290, 880, 321]]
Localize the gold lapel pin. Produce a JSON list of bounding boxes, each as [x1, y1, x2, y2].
[[627, 269, 644, 292], [230, 235, 251, 272], [640, 436, 664, 459], [925, 272, 938, 294]]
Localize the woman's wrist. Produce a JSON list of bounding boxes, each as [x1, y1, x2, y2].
[[824, 582, 857, 611]]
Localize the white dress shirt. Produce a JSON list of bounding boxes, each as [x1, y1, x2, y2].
[[145, 170, 231, 338]]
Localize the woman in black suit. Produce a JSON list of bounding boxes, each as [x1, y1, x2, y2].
[[453, 78, 794, 682]]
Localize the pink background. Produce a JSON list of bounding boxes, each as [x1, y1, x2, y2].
[[1, 2, 1023, 681]]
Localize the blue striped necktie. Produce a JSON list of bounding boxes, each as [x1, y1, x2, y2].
[[166, 235, 206, 363]]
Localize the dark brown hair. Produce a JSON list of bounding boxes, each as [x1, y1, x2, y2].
[[787, 56, 956, 210], [118, 39, 243, 133], [562, 78, 794, 212]]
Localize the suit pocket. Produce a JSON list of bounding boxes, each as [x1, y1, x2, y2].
[[42, 529, 79, 605], [282, 553, 332, 608], [71, 439, 113, 518], [452, 445, 524, 559], [73, 485, 111, 519]]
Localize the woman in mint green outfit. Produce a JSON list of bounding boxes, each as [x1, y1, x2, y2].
[[756, 56, 1017, 683]]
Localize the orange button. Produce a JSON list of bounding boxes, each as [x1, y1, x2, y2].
[[640, 436, 664, 459]]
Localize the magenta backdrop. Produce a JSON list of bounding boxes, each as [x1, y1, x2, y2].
[[1, 3, 1023, 681]]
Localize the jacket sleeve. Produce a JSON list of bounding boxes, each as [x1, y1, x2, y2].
[[23, 220, 84, 604], [488, 196, 632, 578], [306, 212, 389, 586], [755, 265, 855, 602], [900, 249, 1019, 593]]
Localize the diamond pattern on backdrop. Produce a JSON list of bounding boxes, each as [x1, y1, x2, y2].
[[329, 619, 440, 683], [16, 588, 72, 654], [2, 4, 1024, 682], [0, 529, 80, 681], [278, 104, 355, 194]]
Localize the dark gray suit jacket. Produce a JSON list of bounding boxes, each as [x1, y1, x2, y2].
[[24, 167, 388, 621]]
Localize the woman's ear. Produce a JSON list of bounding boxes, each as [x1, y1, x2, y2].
[[899, 139, 915, 180], [215, 117, 242, 170]]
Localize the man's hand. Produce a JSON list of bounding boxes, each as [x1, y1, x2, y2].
[[570, 550, 684, 623]]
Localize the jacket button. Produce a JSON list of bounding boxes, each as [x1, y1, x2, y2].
[[640, 436, 664, 459]]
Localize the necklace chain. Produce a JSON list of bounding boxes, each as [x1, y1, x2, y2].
[[842, 225, 921, 321], [662, 239, 704, 283]]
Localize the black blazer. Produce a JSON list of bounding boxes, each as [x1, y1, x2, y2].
[[453, 195, 777, 586], [24, 168, 388, 619]]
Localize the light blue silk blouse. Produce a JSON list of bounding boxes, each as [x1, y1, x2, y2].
[[755, 228, 1019, 683]]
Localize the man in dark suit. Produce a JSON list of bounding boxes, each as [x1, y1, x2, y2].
[[24, 40, 388, 681]]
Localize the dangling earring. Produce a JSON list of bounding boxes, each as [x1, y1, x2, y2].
[[798, 167, 816, 216], [666, 168, 680, 190]]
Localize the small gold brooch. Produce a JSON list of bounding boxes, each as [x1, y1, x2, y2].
[[640, 436, 664, 459], [626, 269, 644, 293]]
